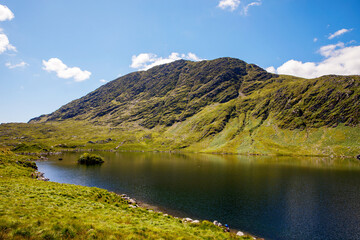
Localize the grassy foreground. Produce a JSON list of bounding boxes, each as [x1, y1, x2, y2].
[[0, 149, 250, 239]]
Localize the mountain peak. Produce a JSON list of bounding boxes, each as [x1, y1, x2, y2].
[[29, 58, 272, 127]]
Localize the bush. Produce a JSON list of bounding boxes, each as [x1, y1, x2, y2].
[[17, 159, 38, 170], [78, 153, 104, 165]]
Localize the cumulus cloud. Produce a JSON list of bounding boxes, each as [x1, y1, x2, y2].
[[130, 52, 204, 71], [265, 66, 276, 74], [0, 4, 14, 21], [318, 42, 344, 57], [218, 0, 240, 11], [266, 42, 360, 78], [5, 61, 28, 69], [0, 5, 16, 54], [242, 1, 262, 15], [99, 79, 108, 83], [328, 28, 352, 40], [0, 32, 16, 54], [42, 58, 91, 82]]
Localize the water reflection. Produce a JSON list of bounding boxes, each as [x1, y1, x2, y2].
[[37, 152, 360, 240]]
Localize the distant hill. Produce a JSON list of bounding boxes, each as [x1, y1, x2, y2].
[[20, 57, 360, 156]]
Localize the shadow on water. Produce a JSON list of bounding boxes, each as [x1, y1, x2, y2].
[[38, 152, 360, 240]]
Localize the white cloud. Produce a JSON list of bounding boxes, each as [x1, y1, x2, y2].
[[42, 58, 91, 82], [267, 42, 360, 78], [265, 66, 276, 73], [328, 28, 352, 40], [99, 79, 108, 83], [5, 61, 28, 69], [186, 52, 203, 61], [242, 1, 262, 15], [0, 32, 16, 54], [130, 52, 204, 71], [0, 6, 16, 54], [318, 42, 344, 57], [313, 38, 318, 42], [218, 0, 240, 11], [0, 4, 14, 21], [130, 53, 157, 69]]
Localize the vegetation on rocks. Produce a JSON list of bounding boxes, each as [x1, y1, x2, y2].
[[78, 153, 104, 165]]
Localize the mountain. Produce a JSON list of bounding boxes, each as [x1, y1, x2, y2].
[[30, 57, 359, 129], [30, 58, 273, 127], [20, 57, 360, 156]]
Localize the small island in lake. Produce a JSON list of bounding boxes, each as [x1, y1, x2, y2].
[[78, 153, 104, 165]]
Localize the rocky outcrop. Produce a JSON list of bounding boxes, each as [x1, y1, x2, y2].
[[32, 171, 49, 181]]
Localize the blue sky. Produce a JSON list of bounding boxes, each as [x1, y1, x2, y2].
[[0, 0, 359, 123]]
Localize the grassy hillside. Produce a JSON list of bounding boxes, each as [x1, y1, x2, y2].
[[29, 58, 274, 128], [0, 149, 250, 239], [1, 58, 359, 157], [0, 116, 359, 157]]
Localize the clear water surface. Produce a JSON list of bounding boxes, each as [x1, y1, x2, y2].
[[37, 152, 360, 240]]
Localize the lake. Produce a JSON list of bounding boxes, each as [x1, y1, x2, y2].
[[37, 152, 360, 240]]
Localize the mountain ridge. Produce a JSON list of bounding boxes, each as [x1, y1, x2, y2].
[[29, 58, 275, 127], [30, 57, 359, 129]]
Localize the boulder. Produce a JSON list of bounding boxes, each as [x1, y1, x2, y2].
[[192, 220, 200, 223], [213, 220, 222, 226], [357, 155, 360, 160], [236, 231, 244, 236]]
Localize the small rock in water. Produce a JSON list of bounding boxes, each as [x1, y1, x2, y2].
[[236, 231, 244, 236]]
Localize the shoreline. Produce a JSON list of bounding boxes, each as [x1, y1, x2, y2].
[[15, 148, 359, 159], [134, 198, 260, 238]]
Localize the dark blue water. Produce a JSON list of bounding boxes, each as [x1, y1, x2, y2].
[[37, 152, 360, 240]]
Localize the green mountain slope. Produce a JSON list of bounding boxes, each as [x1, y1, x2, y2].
[[29, 58, 274, 128], [6, 58, 360, 156]]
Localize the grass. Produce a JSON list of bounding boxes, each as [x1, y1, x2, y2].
[[0, 149, 251, 239], [0, 113, 359, 157]]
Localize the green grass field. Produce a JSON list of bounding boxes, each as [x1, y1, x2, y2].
[[1, 113, 359, 158]]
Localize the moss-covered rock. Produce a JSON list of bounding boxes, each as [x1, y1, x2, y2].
[[78, 153, 104, 165]]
